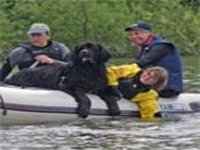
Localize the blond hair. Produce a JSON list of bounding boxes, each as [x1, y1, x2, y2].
[[144, 66, 168, 91]]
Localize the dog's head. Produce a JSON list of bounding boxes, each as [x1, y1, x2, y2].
[[71, 42, 111, 66]]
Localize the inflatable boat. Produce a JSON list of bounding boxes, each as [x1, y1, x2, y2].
[[0, 85, 200, 125]]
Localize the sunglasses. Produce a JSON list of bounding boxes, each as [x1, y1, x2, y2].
[[30, 33, 43, 37]]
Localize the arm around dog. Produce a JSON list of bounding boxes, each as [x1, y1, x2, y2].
[[33, 41, 71, 65]]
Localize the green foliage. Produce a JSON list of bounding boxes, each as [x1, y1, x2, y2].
[[0, 0, 200, 61], [180, 0, 200, 12]]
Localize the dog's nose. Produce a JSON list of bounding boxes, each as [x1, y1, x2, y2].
[[80, 49, 89, 56]]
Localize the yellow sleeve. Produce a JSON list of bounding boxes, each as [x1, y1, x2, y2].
[[130, 90, 159, 119], [107, 63, 141, 86]]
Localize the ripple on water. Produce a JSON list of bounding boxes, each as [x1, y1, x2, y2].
[[1, 115, 200, 150]]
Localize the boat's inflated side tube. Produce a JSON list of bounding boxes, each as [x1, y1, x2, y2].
[[0, 94, 7, 115], [189, 102, 200, 111]]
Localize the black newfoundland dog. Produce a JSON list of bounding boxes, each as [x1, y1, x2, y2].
[[5, 42, 120, 118]]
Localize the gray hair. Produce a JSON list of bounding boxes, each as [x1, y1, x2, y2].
[[145, 66, 168, 91]]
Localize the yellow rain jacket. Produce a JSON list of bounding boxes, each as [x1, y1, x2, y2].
[[107, 63, 159, 119]]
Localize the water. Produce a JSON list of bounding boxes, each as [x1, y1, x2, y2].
[[182, 56, 200, 93], [1, 116, 200, 150], [0, 56, 200, 150]]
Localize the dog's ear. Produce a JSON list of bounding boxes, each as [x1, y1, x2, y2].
[[97, 44, 111, 63], [71, 43, 83, 62]]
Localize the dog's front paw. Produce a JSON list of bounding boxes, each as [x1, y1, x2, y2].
[[77, 103, 90, 118], [104, 99, 121, 116], [108, 106, 121, 116]]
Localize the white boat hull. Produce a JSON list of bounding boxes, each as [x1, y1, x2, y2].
[[0, 85, 200, 125]]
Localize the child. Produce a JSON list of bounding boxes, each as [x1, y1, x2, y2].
[[107, 63, 168, 119]]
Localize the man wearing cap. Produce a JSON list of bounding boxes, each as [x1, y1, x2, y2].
[[0, 23, 70, 81], [125, 22, 183, 98]]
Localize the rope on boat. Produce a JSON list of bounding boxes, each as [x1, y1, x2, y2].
[[0, 94, 7, 116]]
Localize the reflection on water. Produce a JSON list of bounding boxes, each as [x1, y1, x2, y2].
[[0, 56, 200, 150], [1, 116, 200, 150], [183, 56, 200, 93]]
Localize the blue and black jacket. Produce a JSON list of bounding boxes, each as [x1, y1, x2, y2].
[[135, 37, 183, 93]]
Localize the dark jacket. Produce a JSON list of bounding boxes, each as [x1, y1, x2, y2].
[[136, 37, 183, 93], [0, 41, 70, 81], [118, 71, 151, 99]]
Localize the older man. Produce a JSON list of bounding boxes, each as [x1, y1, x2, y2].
[[0, 23, 70, 81], [125, 22, 183, 98]]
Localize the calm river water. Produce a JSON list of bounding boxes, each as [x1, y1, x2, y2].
[[0, 56, 200, 150]]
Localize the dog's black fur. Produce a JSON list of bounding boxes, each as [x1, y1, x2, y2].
[[5, 63, 65, 89], [5, 42, 120, 118]]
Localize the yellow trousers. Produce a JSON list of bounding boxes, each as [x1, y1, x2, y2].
[[107, 63, 159, 119], [130, 89, 159, 119]]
